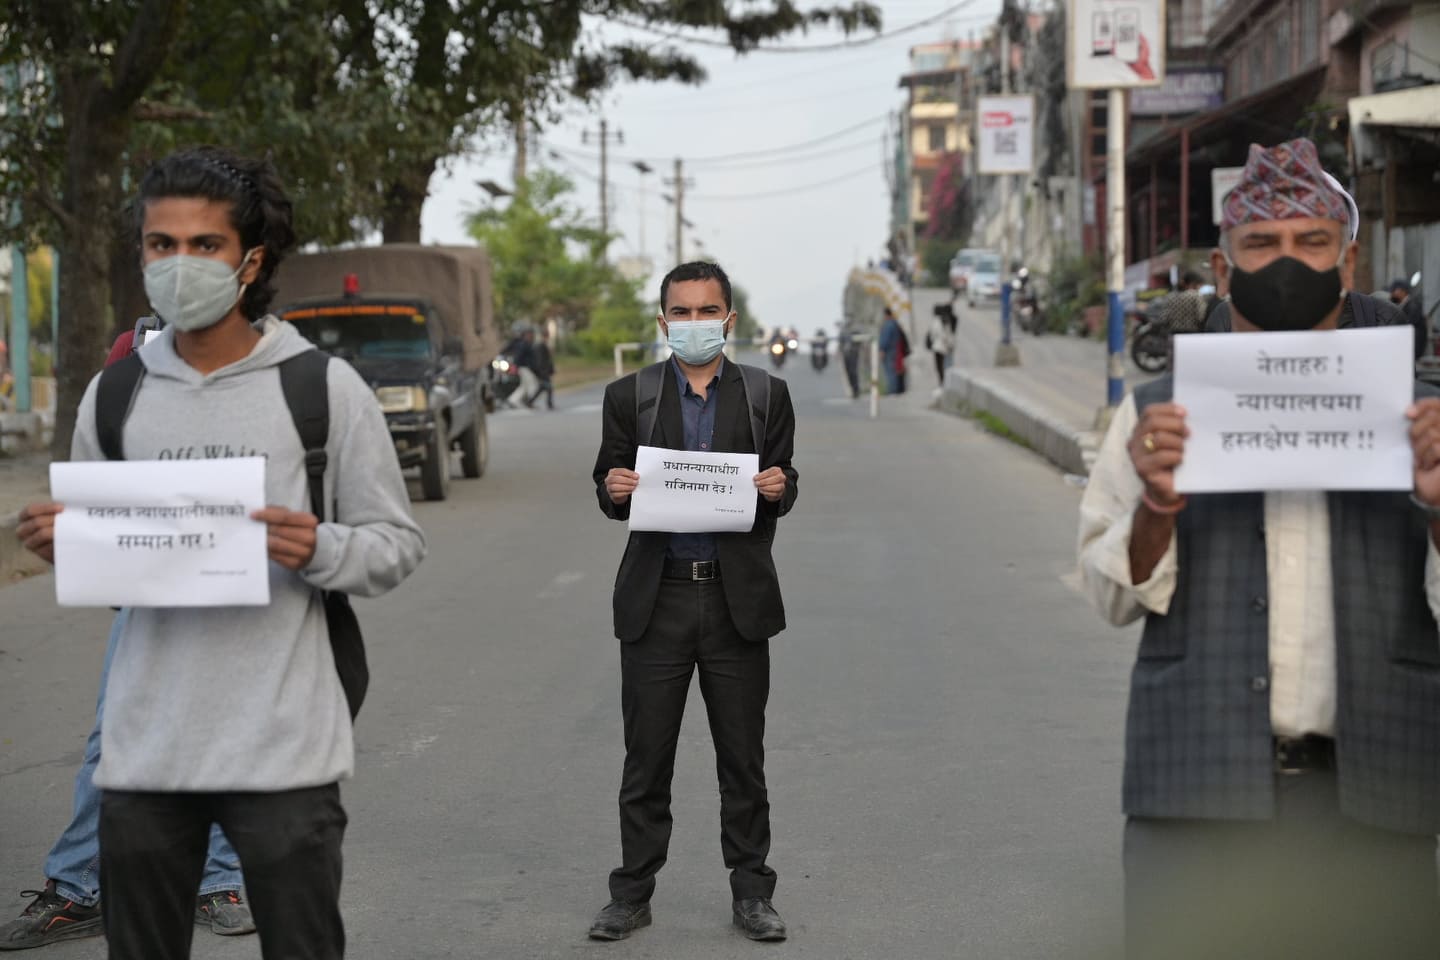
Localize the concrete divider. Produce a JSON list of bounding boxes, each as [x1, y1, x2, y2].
[[939, 366, 1100, 477]]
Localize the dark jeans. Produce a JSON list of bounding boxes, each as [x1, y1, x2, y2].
[[1124, 769, 1440, 960], [101, 784, 347, 960], [525, 378, 554, 409], [609, 578, 776, 903]]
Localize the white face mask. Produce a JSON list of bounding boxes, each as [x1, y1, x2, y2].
[[143, 250, 256, 332]]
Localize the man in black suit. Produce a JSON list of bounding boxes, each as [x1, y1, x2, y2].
[[588, 261, 798, 943]]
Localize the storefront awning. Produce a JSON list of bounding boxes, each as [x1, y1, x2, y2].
[[1126, 67, 1328, 167]]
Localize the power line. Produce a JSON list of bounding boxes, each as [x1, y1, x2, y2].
[[687, 163, 883, 201], [539, 113, 887, 169], [608, 0, 984, 55], [690, 135, 882, 172], [690, 114, 888, 164]]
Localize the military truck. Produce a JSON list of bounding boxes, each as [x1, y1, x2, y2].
[[273, 245, 499, 501]]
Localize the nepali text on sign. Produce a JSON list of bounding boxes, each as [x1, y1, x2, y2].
[[628, 445, 761, 534], [50, 457, 270, 607], [1173, 326, 1413, 493]]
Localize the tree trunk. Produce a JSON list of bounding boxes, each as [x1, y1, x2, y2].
[[50, 94, 130, 460], [110, 227, 148, 343], [380, 154, 440, 244]]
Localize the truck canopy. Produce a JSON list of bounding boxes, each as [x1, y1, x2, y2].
[[273, 244, 497, 372]]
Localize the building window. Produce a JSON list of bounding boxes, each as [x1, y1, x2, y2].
[[1372, 40, 1398, 88], [1299, 0, 1319, 65], [1091, 132, 1107, 157], [1274, 9, 1292, 83], [1249, 39, 1267, 93], [928, 123, 947, 152]]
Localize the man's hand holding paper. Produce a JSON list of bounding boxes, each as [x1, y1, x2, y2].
[[627, 445, 763, 533]]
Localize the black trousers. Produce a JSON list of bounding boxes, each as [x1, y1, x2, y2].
[[1124, 769, 1440, 960], [609, 577, 776, 903], [100, 784, 346, 960]]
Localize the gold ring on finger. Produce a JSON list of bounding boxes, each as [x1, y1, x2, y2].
[[1143, 433, 1157, 453]]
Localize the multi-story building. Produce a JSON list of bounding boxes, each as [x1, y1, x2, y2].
[[1121, 0, 1440, 292], [892, 41, 976, 264]]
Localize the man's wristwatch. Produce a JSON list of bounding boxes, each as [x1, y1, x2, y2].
[[1410, 493, 1440, 520]]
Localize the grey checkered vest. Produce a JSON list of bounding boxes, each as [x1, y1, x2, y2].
[[1128, 376, 1440, 834]]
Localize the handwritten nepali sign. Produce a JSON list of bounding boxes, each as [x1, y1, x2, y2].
[[49, 457, 270, 607], [1173, 326, 1412, 493], [628, 445, 761, 534]]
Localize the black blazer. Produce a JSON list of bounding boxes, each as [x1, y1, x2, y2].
[[592, 361, 799, 642]]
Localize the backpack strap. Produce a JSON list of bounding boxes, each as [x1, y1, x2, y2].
[[277, 350, 331, 521], [736, 363, 770, 456], [95, 353, 146, 461], [634, 361, 667, 448]]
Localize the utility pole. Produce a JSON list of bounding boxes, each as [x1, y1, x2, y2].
[[993, 23, 1020, 367], [633, 161, 653, 258], [664, 159, 695, 264], [583, 120, 624, 257], [512, 100, 527, 185]]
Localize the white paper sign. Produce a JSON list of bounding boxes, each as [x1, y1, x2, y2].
[[1173, 327, 1413, 493], [1068, 0, 1166, 90], [50, 457, 271, 607], [977, 95, 1035, 175], [1210, 166, 1245, 225], [628, 445, 761, 534]]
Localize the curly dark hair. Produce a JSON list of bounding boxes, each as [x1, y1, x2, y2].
[[132, 147, 297, 321]]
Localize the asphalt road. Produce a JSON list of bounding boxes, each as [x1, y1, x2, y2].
[[0, 344, 1136, 959]]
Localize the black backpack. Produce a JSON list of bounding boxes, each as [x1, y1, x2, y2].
[[95, 349, 370, 720]]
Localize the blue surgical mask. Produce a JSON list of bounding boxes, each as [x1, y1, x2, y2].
[[667, 319, 727, 365]]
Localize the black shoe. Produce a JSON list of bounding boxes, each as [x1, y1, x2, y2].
[[0, 880, 103, 951], [587, 899, 651, 941], [195, 889, 257, 936], [732, 897, 787, 941]]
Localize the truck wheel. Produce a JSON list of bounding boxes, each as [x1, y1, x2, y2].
[[420, 425, 451, 501], [459, 409, 488, 479]]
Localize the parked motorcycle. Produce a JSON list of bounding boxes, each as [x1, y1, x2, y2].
[[1011, 268, 1044, 335], [1130, 312, 1171, 373], [810, 328, 829, 372]]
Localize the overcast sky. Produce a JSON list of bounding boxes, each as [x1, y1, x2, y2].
[[420, 0, 1005, 332]]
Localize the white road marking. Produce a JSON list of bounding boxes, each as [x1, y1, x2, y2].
[[537, 570, 586, 599]]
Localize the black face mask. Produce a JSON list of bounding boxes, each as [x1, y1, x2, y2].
[[1227, 255, 1343, 331]]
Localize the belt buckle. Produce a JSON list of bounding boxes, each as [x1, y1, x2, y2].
[[692, 561, 715, 581]]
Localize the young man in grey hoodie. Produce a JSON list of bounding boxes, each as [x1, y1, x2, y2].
[[16, 147, 426, 959]]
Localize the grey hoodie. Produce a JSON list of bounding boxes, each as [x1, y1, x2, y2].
[[71, 318, 426, 792]]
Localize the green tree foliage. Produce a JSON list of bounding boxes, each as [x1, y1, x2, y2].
[[468, 170, 649, 356], [339, 0, 883, 241], [730, 284, 760, 342]]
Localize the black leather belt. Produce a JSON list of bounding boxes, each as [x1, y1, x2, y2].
[[663, 559, 720, 581], [1274, 735, 1335, 775]]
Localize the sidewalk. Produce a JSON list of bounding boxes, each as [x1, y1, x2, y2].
[[912, 287, 1152, 476]]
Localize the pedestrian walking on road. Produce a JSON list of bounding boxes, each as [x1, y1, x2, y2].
[[525, 329, 556, 410], [839, 321, 863, 398], [877, 306, 908, 395], [1078, 137, 1440, 960], [14, 147, 426, 960], [590, 260, 798, 943], [925, 307, 956, 387]]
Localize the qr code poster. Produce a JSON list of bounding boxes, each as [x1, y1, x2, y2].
[[1068, 0, 1165, 89], [977, 95, 1034, 175]]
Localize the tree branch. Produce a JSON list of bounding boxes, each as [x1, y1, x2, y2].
[[133, 99, 213, 123], [29, 172, 77, 238], [104, 0, 189, 114]]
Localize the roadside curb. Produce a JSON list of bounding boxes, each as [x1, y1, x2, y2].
[[1, 511, 48, 584], [939, 367, 1100, 477]]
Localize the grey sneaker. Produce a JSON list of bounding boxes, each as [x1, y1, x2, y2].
[[194, 890, 256, 936], [0, 881, 103, 950]]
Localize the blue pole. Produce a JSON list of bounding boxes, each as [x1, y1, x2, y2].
[[1000, 283, 1012, 346], [10, 244, 29, 413], [1107, 291, 1125, 407]]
